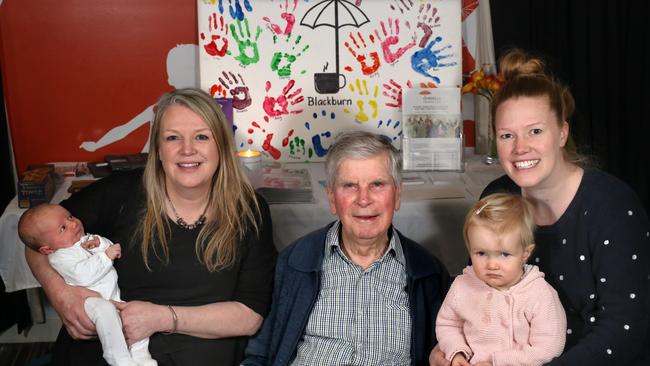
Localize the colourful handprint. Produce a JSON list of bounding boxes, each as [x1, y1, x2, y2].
[[210, 84, 227, 98], [376, 118, 403, 142], [382, 78, 408, 109], [411, 36, 457, 83], [263, 0, 298, 35], [246, 119, 282, 160], [289, 136, 307, 157], [201, 13, 229, 57], [304, 110, 336, 158], [217, 0, 252, 21], [217, 71, 251, 110], [416, 3, 440, 48], [270, 34, 309, 78], [263, 79, 305, 118], [389, 0, 414, 14], [344, 32, 381, 76], [344, 79, 379, 123], [373, 18, 415, 64], [230, 18, 262, 66]]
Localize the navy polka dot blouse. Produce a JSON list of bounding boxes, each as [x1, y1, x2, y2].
[[483, 168, 649, 365]]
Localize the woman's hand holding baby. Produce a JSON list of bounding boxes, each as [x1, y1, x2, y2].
[[114, 301, 168, 345]]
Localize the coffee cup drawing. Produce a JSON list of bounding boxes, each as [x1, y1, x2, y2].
[[314, 72, 346, 94]]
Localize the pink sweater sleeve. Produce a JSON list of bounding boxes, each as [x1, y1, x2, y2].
[[491, 282, 567, 366], [435, 280, 473, 361]]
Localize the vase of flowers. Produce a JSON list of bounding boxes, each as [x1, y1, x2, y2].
[[462, 66, 503, 164]]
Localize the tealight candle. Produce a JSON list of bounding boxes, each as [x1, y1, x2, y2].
[[237, 149, 262, 171]]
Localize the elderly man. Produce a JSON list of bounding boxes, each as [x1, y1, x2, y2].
[[243, 131, 450, 366]]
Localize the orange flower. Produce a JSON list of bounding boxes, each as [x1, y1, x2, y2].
[[462, 67, 503, 102]]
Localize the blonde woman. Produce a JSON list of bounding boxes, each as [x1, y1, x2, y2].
[[26, 88, 277, 365]]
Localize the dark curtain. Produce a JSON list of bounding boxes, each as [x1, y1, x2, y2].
[[491, 0, 650, 212]]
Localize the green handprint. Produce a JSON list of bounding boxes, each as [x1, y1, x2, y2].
[[270, 34, 309, 78], [230, 18, 262, 66], [289, 136, 307, 156], [344, 78, 379, 123]]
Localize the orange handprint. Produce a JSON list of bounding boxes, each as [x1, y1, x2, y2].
[[344, 32, 381, 76]]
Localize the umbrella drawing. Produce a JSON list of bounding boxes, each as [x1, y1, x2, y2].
[[301, 0, 370, 94]]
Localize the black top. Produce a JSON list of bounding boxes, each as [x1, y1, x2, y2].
[[52, 169, 277, 366], [483, 169, 650, 365]]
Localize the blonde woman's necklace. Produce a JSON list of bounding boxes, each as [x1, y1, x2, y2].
[[167, 197, 207, 230]]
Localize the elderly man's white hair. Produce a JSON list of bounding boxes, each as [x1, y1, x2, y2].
[[324, 130, 402, 187]]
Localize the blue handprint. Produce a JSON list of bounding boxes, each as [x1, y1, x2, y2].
[[219, 0, 253, 21], [410, 36, 457, 83], [377, 119, 402, 142], [305, 110, 336, 158]]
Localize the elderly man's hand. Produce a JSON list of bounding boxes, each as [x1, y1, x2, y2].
[[429, 345, 451, 366]]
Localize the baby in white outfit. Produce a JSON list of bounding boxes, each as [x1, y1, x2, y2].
[[18, 203, 156, 366]]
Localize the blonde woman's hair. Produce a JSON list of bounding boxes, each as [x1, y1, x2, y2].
[[139, 87, 259, 272], [463, 193, 536, 251], [493, 48, 586, 165]]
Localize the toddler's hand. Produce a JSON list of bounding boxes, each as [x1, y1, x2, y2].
[[105, 243, 121, 260], [429, 345, 450, 366], [451, 353, 470, 366]]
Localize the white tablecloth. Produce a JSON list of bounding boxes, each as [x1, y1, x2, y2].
[[0, 155, 503, 292]]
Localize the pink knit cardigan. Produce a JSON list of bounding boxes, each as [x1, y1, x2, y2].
[[436, 265, 566, 365]]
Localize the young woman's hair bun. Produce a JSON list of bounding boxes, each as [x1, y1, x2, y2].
[[499, 48, 546, 82]]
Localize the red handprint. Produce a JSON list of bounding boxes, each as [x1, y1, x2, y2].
[[416, 3, 440, 48], [374, 18, 415, 65], [263, 0, 298, 35], [200, 13, 229, 57], [389, 0, 414, 14], [217, 71, 252, 110], [383, 79, 403, 109], [383, 79, 414, 109], [263, 79, 304, 118], [210, 84, 227, 98], [344, 32, 381, 76]]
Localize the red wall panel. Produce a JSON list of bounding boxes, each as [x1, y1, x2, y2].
[[0, 1, 197, 173]]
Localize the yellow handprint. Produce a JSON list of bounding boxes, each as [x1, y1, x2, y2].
[[344, 78, 379, 123]]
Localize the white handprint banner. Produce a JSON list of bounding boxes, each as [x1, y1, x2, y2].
[[199, 0, 461, 161]]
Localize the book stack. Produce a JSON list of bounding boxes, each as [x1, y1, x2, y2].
[[256, 164, 315, 204], [17, 164, 57, 208]]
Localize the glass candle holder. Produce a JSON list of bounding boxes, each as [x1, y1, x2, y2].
[[237, 149, 262, 171]]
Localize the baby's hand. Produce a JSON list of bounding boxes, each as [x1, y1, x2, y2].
[[105, 244, 121, 260], [472, 363, 492, 366], [81, 235, 100, 250], [451, 353, 471, 366]]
